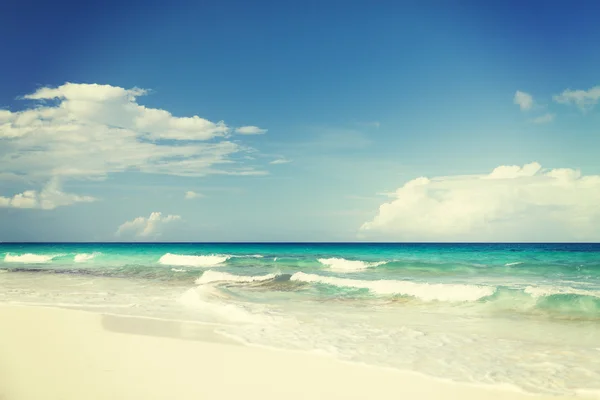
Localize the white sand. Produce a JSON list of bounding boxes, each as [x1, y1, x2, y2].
[[0, 305, 579, 400]]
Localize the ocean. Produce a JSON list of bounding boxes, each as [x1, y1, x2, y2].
[[1, 243, 599, 396]]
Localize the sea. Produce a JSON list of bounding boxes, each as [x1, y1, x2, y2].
[[1, 243, 599, 397]]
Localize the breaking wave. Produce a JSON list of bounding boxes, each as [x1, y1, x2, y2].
[[4, 253, 59, 263], [318, 257, 387, 272], [74, 252, 100, 263], [158, 253, 231, 267], [524, 285, 600, 299], [290, 272, 495, 302]]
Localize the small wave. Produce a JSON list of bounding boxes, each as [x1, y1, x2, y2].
[[74, 252, 100, 263], [230, 254, 264, 258], [318, 257, 386, 272], [158, 253, 230, 267], [504, 262, 524, 266], [171, 268, 186, 272], [196, 270, 277, 285], [290, 272, 495, 302], [524, 286, 600, 299], [4, 253, 58, 263]]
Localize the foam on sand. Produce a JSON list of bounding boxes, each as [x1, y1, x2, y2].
[[196, 270, 277, 284], [318, 257, 387, 272], [4, 253, 58, 263], [291, 272, 496, 302], [158, 253, 230, 267]]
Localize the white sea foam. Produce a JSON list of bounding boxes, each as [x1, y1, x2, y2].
[[196, 270, 277, 285], [178, 287, 266, 323], [318, 257, 387, 272], [171, 268, 186, 272], [74, 252, 100, 263], [290, 272, 496, 302], [524, 285, 600, 299], [504, 262, 524, 266], [230, 254, 264, 258], [4, 253, 58, 263], [158, 253, 230, 267]]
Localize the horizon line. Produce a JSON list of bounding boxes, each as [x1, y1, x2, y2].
[[1, 241, 599, 245]]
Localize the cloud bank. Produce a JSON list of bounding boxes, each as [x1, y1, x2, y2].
[[361, 162, 600, 241], [116, 212, 181, 238], [0, 83, 267, 184], [0, 179, 95, 210]]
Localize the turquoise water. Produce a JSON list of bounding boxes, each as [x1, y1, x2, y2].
[[1, 243, 600, 396]]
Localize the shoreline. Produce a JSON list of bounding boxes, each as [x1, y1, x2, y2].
[[0, 304, 587, 400]]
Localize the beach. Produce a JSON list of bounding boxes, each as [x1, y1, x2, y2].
[[0, 304, 583, 400], [1, 243, 600, 398]]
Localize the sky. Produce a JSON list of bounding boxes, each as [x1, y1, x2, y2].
[[1, 0, 600, 242]]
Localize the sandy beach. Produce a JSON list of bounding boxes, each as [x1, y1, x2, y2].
[[0, 305, 583, 400]]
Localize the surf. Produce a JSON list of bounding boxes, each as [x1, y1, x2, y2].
[[290, 272, 496, 302], [196, 270, 278, 284], [74, 252, 100, 263], [158, 253, 231, 267], [4, 253, 59, 263], [317, 257, 387, 272]]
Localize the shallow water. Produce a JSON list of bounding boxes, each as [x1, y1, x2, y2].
[[1, 243, 599, 396]]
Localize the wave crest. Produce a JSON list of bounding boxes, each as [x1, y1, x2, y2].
[[524, 285, 600, 299], [290, 272, 496, 302], [158, 253, 230, 267], [74, 252, 100, 263], [4, 253, 57, 263], [318, 257, 386, 272]]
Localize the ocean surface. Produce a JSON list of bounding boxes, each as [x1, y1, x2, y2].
[[1, 243, 599, 396]]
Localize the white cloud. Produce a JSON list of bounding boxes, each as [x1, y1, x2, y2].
[[116, 212, 181, 238], [513, 90, 534, 111], [184, 191, 203, 199], [531, 113, 554, 124], [20, 83, 228, 141], [235, 126, 267, 135], [0, 83, 266, 184], [0, 179, 95, 210], [270, 158, 291, 165], [361, 162, 600, 241], [553, 86, 600, 111]]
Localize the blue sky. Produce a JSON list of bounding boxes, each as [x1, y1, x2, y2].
[[1, 1, 600, 242]]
